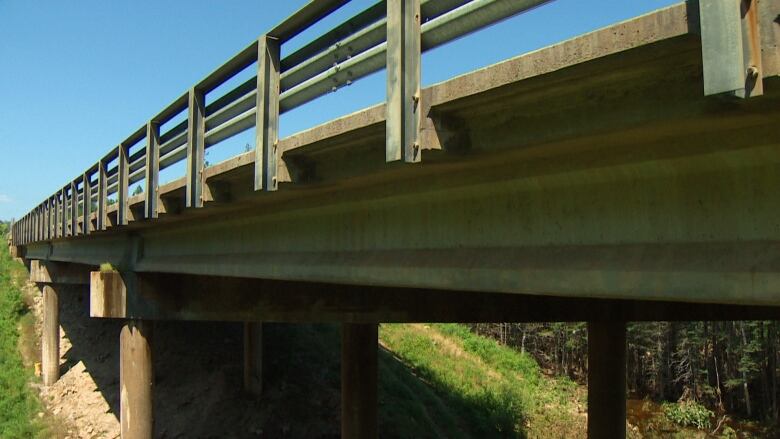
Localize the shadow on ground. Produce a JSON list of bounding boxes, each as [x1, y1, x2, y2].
[[56, 286, 525, 438]]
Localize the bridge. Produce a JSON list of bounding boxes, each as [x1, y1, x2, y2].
[[7, 0, 780, 437]]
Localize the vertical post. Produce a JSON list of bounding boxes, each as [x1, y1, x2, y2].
[[341, 323, 378, 439], [587, 320, 626, 439], [186, 88, 205, 208], [386, 0, 421, 163], [118, 145, 129, 226], [254, 35, 281, 192], [51, 192, 60, 238], [83, 172, 92, 235], [98, 160, 107, 231], [699, 0, 763, 98], [70, 181, 78, 235], [59, 189, 67, 238], [32, 208, 37, 242], [42, 285, 60, 386], [243, 322, 263, 395], [45, 201, 50, 240], [120, 319, 154, 439], [145, 121, 160, 219]]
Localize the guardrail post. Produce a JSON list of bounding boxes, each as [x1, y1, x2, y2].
[[118, 144, 129, 225], [254, 35, 281, 192], [51, 196, 57, 239], [64, 186, 72, 237], [98, 160, 107, 231], [70, 181, 78, 235], [34, 207, 38, 242], [386, 0, 421, 163], [187, 87, 206, 208], [37, 206, 42, 242], [83, 172, 92, 235], [699, 0, 763, 98], [60, 188, 67, 238], [145, 121, 160, 219]]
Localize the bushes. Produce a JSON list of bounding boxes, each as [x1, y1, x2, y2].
[[662, 400, 714, 430]]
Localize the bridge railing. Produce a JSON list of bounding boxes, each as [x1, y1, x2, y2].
[[11, 0, 553, 247], [10, 0, 766, 248]]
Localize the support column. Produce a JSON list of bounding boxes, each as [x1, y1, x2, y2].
[[587, 320, 626, 439], [41, 285, 60, 386], [120, 319, 154, 439], [243, 322, 263, 395], [341, 323, 378, 439]]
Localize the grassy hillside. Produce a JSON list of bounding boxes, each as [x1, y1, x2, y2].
[[380, 323, 584, 438], [257, 322, 583, 438], [0, 231, 48, 438]]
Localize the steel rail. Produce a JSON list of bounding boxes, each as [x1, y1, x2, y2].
[[281, 0, 552, 111]]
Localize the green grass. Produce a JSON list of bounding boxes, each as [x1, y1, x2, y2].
[[380, 323, 583, 438], [0, 228, 47, 438]]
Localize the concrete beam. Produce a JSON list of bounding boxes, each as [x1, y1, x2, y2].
[[30, 260, 91, 285], [120, 319, 154, 439], [85, 271, 780, 323], [341, 323, 378, 439], [587, 320, 626, 439]]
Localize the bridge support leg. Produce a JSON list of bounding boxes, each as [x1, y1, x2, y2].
[[243, 322, 263, 395], [42, 284, 60, 386], [120, 319, 154, 439], [587, 319, 626, 439], [341, 323, 378, 439]]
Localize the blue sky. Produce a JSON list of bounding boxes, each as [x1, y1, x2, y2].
[[0, 0, 677, 221]]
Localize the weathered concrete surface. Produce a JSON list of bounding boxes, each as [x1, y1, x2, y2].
[[21, 3, 780, 308]]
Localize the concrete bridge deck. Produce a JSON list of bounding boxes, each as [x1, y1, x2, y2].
[[8, 0, 780, 437]]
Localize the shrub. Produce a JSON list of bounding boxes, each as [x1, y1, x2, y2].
[[661, 400, 714, 430]]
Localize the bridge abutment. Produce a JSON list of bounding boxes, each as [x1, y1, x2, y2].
[[587, 319, 627, 439], [120, 319, 154, 439], [341, 322, 378, 439]]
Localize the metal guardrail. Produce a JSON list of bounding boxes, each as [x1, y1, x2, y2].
[[9, 0, 767, 247]]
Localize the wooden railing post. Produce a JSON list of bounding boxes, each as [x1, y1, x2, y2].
[[386, 0, 421, 164], [186, 87, 206, 208], [254, 35, 281, 192], [118, 145, 129, 226], [145, 121, 160, 219]]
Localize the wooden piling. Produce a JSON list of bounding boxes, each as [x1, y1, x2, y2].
[[42, 285, 60, 386], [120, 319, 154, 439], [341, 323, 378, 439], [587, 319, 627, 439], [243, 322, 263, 395]]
